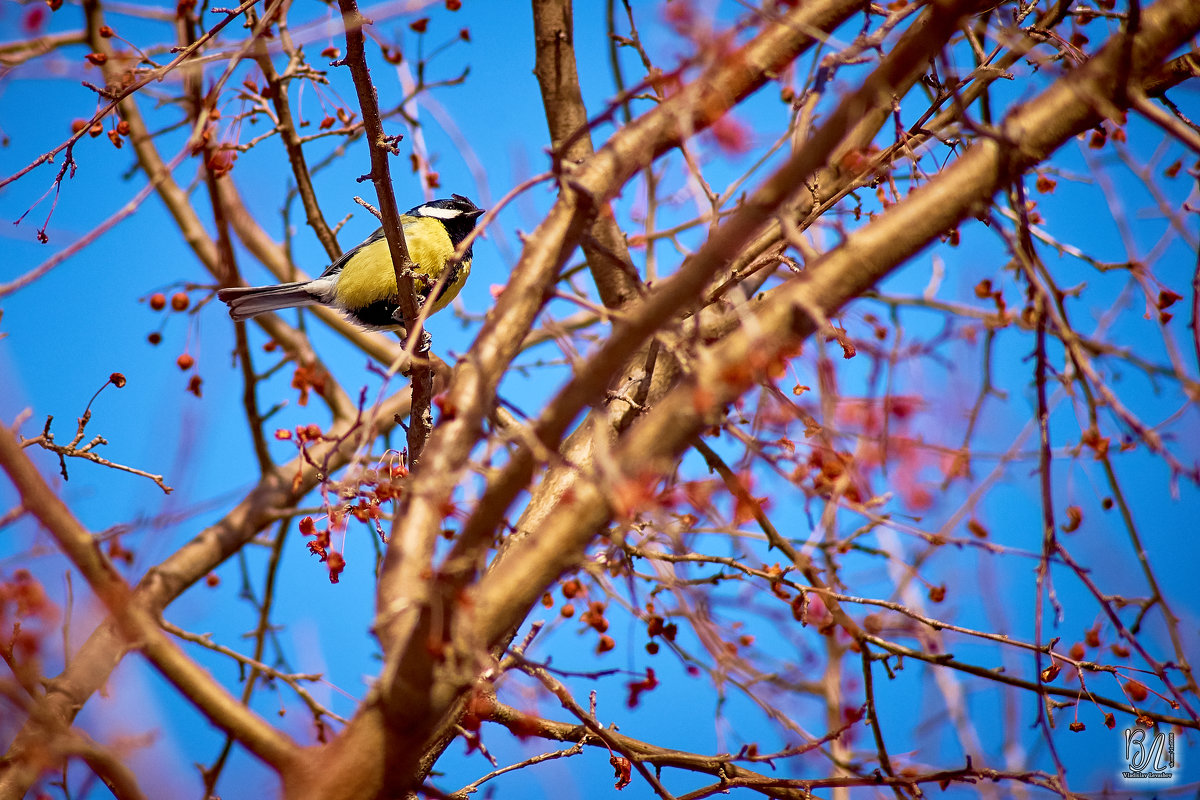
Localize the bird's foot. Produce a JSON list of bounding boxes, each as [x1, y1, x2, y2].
[[411, 330, 432, 354]]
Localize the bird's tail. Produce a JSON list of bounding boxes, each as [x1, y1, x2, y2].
[[217, 282, 317, 322]]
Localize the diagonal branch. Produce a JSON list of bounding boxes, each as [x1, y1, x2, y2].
[[464, 0, 1200, 732], [446, 0, 987, 596], [371, 0, 865, 683], [0, 427, 301, 775], [0, 389, 413, 799]]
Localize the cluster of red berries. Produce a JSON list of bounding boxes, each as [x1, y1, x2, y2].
[[145, 291, 202, 396]]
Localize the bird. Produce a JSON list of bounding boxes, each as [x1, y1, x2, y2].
[[218, 194, 484, 331]]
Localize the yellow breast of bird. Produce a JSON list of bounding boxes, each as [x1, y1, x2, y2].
[[334, 219, 470, 312]]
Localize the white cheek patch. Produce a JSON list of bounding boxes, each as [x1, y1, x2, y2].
[[416, 205, 463, 220]]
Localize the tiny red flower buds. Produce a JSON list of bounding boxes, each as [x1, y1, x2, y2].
[[611, 756, 631, 790], [1035, 173, 1057, 193], [1061, 505, 1082, 533], [326, 551, 345, 583], [1157, 289, 1182, 310]]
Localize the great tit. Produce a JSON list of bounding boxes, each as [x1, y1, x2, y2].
[[218, 194, 484, 330]]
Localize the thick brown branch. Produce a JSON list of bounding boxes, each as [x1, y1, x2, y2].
[[0, 390, 413, 798], [0, 427, 301, 777], [532, 0, 640, 309], [371, 0, 865, 685], [446, 0, 979, 618], [465, 0, 1200, 744]]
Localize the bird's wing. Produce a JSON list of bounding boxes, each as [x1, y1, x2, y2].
[[318, 226, 386, 278]]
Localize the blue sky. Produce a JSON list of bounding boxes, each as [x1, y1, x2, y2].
[[2, 0, 1199, 797]]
